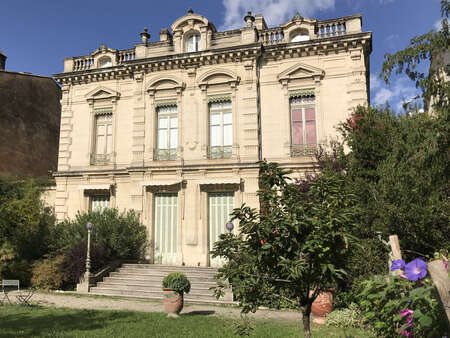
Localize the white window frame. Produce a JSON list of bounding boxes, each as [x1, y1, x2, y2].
[[155, 105, 178, 161], [209, 100, 232, 159], [185, 33, 201, 52], [91, 111, 113, 165], [89, 194, 110, 212], [290, 95, 317, 156]]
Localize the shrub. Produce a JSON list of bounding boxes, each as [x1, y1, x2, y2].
[[31, 255, 65, 290], [162, 272, 191, 294], [325, 303, 365, 329], [54, 208, 147, 260], [61, 242, 110, 288], [358, 274, 447, 337]]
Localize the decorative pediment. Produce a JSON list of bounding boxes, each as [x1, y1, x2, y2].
[[198, 69, 240, 89], [85, 86, 120, 103], [171, 11, 216, 33], [89, 44, 117, 57], [146, 75, 185, 95], [278, 63, 324, 84]]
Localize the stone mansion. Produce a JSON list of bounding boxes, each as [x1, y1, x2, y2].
[[53, 9, 372, 267]]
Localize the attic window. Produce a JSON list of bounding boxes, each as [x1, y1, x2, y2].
[[185, 33, 201, 52], [291, 34, 310, 42], [98, 56, 112, 68]]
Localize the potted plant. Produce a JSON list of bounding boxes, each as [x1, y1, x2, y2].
[[162, 272, 191, 317]]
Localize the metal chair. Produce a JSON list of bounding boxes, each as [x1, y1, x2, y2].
[[1, 280, 20, 305], [15, 287, 35, 306]]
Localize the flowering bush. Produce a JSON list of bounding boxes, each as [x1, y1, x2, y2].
[[358, 258, 448, 337]]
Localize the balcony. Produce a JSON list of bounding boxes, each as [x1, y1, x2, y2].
[[291, 144, 318, 157], [208, 146, 232, 159], [154, 148, 177, 161], [90, 153, 111, 165]]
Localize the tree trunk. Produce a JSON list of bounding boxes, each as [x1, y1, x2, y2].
[[302, 304, 312, 338]]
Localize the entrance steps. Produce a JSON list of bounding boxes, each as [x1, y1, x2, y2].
[[90, 264, 235, 305]]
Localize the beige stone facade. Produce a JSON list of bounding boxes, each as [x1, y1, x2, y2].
[[53, 10, 371, 267]]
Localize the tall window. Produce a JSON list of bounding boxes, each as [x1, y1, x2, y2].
[[155, 105, 178, 160], [290, 95, 317, 156], [91, 112, 113, 165], [209, 100, 232, 159], [185, 34, 201, 52]]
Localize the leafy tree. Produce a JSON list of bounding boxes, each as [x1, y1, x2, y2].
[[211, 161, 360, 338], [0, 175, 56, 283]]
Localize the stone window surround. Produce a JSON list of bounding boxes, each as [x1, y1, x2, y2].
[[85, 87, 121, 167]]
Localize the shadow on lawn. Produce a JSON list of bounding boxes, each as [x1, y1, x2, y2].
[[0, 306, 134, 338], [182, 310, 215, 316]]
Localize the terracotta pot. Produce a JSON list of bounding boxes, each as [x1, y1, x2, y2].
[[163, 288, 184, 317], [311, 290, 333, 324]]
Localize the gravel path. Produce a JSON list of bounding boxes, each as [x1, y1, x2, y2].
[[7, 291, 301, 322]]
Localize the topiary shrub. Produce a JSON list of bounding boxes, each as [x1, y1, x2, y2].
[[31, 255, 65, 290], [162, 272, 191, 295]]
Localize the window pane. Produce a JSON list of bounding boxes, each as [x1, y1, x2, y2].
[[292, 121, 303, 144], [223, 112, 232, 125], [158, 129, 168, 149], [291, 108, 302, 121], [106, 134, 112, 154], [305, 107, 315, 121], [210, 125, 221, 146], [170, 129, 178, 148], [170, 117, 178, 128], [159, 117, 168, 129], [224, 125, 232, 146], [96, 135, 105, 154], [306, 121, 317, 144], [210, 113, 221, 126]]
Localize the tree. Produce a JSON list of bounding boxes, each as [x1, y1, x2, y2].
[[211, 161, 360, 338]]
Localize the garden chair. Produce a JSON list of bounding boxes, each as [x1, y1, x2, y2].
[[15, 287, 36, 306], [1, 280, 20, 305]]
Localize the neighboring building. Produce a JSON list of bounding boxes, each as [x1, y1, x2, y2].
[[0, 52, 61, 177], [53, 10, 372, 266]]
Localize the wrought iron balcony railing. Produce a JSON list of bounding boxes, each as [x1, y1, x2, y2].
[[290, 144, 318, 157], [154, 148, 177, 161], [90, 153, 111, 165], [208, 145, 232, 159]]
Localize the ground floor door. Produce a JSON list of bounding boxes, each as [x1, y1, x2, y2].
[[153, 193, 178, 265], [208, 192, 234, 267]]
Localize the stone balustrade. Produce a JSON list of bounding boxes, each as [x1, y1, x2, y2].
[[259, 27, 285, 46], [316, 19, 347, 38], [73, 57, 95, 71], [118, 49, 136, 64]]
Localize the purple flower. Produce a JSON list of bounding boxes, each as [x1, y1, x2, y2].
[[444, 260, 448, 271], [405, 258, 428, 281], [391, 259, 406, 271], [399, 309, 414, 337]]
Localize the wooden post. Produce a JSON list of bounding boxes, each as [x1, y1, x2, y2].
[[389, 235, 402, 261], [428, 260, 450, 330]]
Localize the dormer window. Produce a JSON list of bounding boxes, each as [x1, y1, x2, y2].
[[185, 33, 201, 52], [291, 34, 310, 42], [98, 56, 112, 68]]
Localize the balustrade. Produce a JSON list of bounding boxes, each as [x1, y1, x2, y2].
[[316, 20, 347, 38], [73, 57, 95, 71], [259, 28, 285, 46], [118, 49, 136, 64]]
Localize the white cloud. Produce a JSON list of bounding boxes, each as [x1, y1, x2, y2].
[[434, 18, 444, 31], [221, 0, 335, 30], [372, 76, 420, 112]]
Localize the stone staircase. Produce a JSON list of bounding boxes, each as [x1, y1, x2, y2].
[[90, 264, 234, 305]]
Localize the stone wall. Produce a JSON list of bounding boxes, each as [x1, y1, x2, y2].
[[0, 71, 61, 177]]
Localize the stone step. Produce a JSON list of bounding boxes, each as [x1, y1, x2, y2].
[[109, 272, 217, 282], [121, 264, 217, 272], [103, 277, 217, 288], [98, 281, 216, 292], [116, 268, 217, 277]]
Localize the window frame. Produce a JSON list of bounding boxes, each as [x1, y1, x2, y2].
[[89, 194, 110, 212], [208, 100, 232, 159], [91, 111, 113, 165], [290, 94, 317, 156], [155, 105, 178, 161], [185, 33, 201, 53]]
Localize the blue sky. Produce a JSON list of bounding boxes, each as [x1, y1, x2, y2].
[[0, 0, 444, 112]]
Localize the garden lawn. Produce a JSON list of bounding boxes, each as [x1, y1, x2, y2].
[[0, 305, 372, 338]]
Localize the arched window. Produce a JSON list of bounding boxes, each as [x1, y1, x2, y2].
[[98, 56, 112, 68], [185, 33, 201, 52], [291, 34, 310, 42]]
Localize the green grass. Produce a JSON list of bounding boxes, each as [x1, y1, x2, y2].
[[0, 305, 373, 338]]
